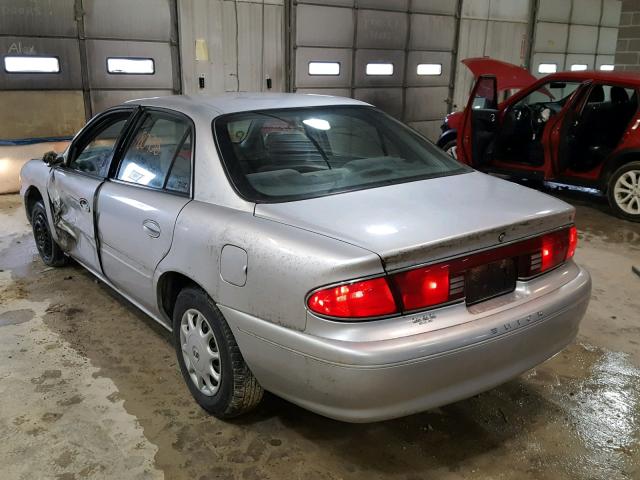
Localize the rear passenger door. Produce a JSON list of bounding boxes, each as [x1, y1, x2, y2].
[[97, 109, 193, 312]]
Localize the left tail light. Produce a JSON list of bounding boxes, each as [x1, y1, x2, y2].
[[307, 226, 578, 320]]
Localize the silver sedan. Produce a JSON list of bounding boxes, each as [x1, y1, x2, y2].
[[20, 93, 591, 422]]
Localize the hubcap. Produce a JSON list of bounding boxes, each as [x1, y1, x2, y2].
[[613, 169, 640, 215], [180, 308, 221, 396]]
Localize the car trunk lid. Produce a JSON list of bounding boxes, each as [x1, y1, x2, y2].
[[254, 171, 575, 272]]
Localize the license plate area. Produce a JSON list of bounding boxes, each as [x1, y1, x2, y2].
[[465, 258, 517, 306]]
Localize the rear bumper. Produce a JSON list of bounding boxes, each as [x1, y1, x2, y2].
[[221, 263, 591, 422]]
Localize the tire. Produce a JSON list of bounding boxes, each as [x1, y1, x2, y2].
[[443, 140, 458, 160], [607, 161, 640, 222], [30, 201, 68, 267], [173, 286, 263, 418]]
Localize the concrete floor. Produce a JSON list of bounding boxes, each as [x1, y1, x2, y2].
[[0, 188, 639, 480]]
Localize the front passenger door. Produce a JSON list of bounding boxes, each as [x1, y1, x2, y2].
[[50, 108, 134, 274], [97, 109, 193, 313]]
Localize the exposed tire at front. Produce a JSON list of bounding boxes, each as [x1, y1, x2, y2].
[[30, 201, 68, 267], [607, 161, 640, 222], [443, 140, 458, 160], [173, 286, 263, 418]]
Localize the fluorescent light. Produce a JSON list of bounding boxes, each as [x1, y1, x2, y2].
[[570, 64, 588, 71], [308, 62, 340, 75], [366, 63, 393, 76], [538, 63, 557, 74], [107, 57, 154, 74], [4, 56, 59, 73], [303, 118, 331, 130], [417, 63, 442, 76], [599, 64, 615, 71]]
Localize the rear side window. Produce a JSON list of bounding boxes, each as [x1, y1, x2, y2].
[[117, 112, 192, 193]]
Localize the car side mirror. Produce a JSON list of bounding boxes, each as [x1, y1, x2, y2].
[[42, 151, 64, 167]]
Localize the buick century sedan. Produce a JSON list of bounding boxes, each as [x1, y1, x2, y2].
[[20, 93, 591, 422]]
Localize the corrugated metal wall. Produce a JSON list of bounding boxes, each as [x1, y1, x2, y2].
[[292, 0, 460, 142], [178, 0, 286, 95], [0, 0, 180, 140]]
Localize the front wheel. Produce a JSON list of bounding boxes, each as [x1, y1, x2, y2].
[[31, 201, 68, 267], [443, 140, 458, 160], [173, 286, 263, 418], [607, 162, 640, 222]]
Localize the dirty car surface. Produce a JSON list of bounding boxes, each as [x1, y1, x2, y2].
[[20, 93, 591, 422]]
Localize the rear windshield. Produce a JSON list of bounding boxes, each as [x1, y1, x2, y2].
[[213, 106, 469, 202]]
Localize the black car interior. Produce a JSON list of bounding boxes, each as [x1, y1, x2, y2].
[[566, 85, 638, 172]]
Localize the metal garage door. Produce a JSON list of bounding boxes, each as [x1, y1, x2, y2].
[[292, 0, 460, 141], [531, 0, 621, 75], [0, 0, 180, 141], [453, 0, 533, 110], [178, 0, 286, 94]]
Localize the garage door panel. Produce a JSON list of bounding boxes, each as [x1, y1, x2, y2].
[[411, 0, 457, 15], [488, 0, 531, 22], [598, 27, 619, 55], [86, 40, 173, 89], [295, 47, 352, 88], [534, 22, 568, 53], [358, 0, 409, 11], [601, 0, 622, 27], [0, 37, 81, 90], [356, 10, 407, 49], [532, 53, 566, 76], [596, 54, 615, 69], [537, 0, 571, 23], [405, 86, 449, 121], [263, 4, 286, 92], [566, 54, 596, 70], [483, 21, 528, 64], [237, 2, 263, 92], [296, 5, 353, 48], [571, 0, 602, 25], [568, 25, 598, 54], [354, 50, 405, 87], [91, 89, 173, 113], [84, 0, 173, 41], [0, 0, 77, 37], [410, 14, 456, 51], [354, 88, 403, 118], [406, 51, 451, 87]]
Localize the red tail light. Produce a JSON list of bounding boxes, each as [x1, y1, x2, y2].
[[307, 277, 398, 318], [307, 226, 577, 320]]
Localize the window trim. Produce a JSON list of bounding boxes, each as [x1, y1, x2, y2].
[[307, 61, 341, 76], [109, 106, 195, 199], [106, 56, 155, 75], [3, 55, 61, 74], [62, 106, 138, 180]]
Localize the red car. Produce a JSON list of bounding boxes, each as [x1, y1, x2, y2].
[[440, 59, 640, 222]]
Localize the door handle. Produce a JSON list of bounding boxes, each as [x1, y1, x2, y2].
[[78, 197, 90, 212], [142, 219, 161, 238]]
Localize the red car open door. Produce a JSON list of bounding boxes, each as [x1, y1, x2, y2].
[[459, 75, 499, 168]]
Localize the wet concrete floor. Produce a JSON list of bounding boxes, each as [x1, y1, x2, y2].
[[0, 189, 639, 480]]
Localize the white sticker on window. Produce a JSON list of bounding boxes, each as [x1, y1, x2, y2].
[[4, 56, 60, 73], [366, 63, 393, 76], [107, 57, 155, 74], [416, 63, 442, 76], [308, 62, 340, 75]]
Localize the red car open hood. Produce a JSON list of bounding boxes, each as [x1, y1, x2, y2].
[[461, 57, 537, 92]]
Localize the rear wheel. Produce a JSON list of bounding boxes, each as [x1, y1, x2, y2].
[[607, 161, 640, 222], [31, 201, 68, 267], [443, 140, 458, 160], [172, 286, 263, 418]]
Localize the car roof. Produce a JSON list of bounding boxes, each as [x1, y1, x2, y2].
[[125, 93, 371, 118], [543, 70, 640, 85]]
